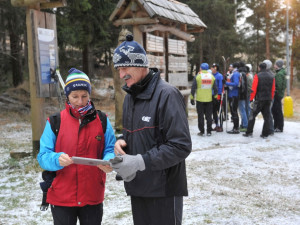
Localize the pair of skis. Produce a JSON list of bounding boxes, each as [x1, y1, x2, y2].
[[50, 68, 66, 109], [220, 56, 230, 132]]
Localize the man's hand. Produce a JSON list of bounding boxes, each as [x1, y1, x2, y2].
[[110, 154, 145, 182], [59, 153, 73, 167], [114, 139, 127, 155], [190, 99, 195, 105]]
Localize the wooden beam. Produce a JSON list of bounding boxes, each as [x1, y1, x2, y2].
[[113, 17, 159, 27], [11, 0, 48, 7], [139, 24, 195, 42], [40, 0, 67, 9], [187, 27, 206, 33], [119, 0, 133, 19]]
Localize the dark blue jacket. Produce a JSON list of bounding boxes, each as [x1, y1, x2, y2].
[[121, 68, 192, 197], [213, 71, 223, 95], [226, 69, 240, 98]]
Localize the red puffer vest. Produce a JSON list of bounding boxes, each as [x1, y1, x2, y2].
[[47, 108, 105, 207]]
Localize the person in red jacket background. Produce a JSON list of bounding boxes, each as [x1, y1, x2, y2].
[[37, 68, 116, 225], [243, 63, 275, 138]]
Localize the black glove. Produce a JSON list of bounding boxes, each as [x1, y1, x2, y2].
[[190, 99, 195, 105]]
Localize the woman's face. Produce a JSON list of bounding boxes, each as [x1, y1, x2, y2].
[[68, 90, 90, 109]]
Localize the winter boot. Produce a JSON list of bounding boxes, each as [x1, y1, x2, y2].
[[216, 127, 223, 132], [243, 133, 253, 137], [197, 132, 205, 136], [260, 134, 268, 139], [227, 128, 240, 134]]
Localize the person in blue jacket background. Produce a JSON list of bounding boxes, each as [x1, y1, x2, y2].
[[211, 63, 224, 132], [226, 62, 241, 134], [37, 68, 116, 225]]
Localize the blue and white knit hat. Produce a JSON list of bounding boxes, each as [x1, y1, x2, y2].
[[113, 34, 148, 68], [64, 68, 91, 97]]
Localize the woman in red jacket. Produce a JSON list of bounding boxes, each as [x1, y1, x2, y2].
[[37, 68, 116, 225]]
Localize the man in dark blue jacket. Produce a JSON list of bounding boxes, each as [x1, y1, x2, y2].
[[110, 34, 192, 225], [211, 63, 224, 132], [226, 62, 240, 134]]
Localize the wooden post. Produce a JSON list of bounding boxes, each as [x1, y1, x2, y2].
[[112, 29, 131, 132], [26, 8, 45, 157], [164, 32, 169, 82]]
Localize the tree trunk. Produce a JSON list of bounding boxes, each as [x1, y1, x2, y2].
[[112, 29, 131, 132], [9, 32, 23, 87], [290, 29, 296, 90], [265, 0, 270, 59], [82, 44, 93, 76]]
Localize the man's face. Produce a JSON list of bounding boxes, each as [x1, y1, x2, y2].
[[228, 65, 233, 71], [118, 67, 147, 87], [211, 66, 217, 74]]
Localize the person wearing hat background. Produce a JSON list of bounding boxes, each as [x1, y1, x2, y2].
[[272, 59, 287, 132], [263, 59, 275, 135], [243, 62, 275, 138], [110, 34, 192, 225], [37, 68, 116, 225], [210, 63, 224, 132], [226, 62, 241, 134], [191, 63, 217, 136]]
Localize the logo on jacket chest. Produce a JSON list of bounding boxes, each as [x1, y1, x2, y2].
[[142, 116, 151, 122], [95, 135, 102, 141]]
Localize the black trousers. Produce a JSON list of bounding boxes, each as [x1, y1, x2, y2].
[[212, 98, 222, 128], [131, 196, 183, 225], [51, 204, 103, 225], [247, 100, 272, 136], [272, 95, 284, 131], [196, 101, 213, 133], [228, 96, 239, 129]]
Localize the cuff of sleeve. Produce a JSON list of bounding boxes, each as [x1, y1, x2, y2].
[[116, 136, 124, 141], [55, 152, 64, 169], [141, 153, 151, 171]]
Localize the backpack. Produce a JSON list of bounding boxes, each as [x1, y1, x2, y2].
[[40, 110, 107, 211], [239, 72, 247, 99]]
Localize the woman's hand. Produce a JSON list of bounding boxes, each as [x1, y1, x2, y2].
[[114, 139, 127, 155], [58, 153, 73, 167], [97, 164, 113, 173]]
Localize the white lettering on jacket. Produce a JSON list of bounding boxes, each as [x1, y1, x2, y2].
[[142, 116, 151, 122]]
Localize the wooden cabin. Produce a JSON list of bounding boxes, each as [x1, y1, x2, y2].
[[109, 0, 207, 88]]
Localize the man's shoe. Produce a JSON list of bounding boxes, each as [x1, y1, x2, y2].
[[227, 128, 240, 134], [197, 132, 204, 136], [212, 127, 217, 131], [207, 132, 212, 136], [274, 128, 283, 133], [216, 127, 223, 132], [243, 133, 253, 137], [260, 134, 268, 139]]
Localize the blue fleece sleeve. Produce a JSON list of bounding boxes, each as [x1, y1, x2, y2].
[[226, 72, 240, 87], [102, 117, 116, 161], [37, 121, 64, 171], [217, 75, 223, 94]]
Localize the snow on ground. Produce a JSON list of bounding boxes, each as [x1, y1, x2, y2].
[[0, 108, 299, 225]]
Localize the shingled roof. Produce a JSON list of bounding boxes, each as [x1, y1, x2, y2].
[[109, 0, 207, 33]]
